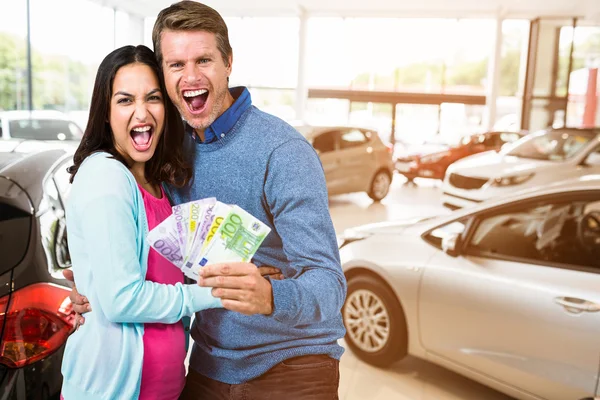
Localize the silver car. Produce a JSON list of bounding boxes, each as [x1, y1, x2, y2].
[[296, 125, 395, 201], [1, 110, 83, 142], [338, 178, 600, 400]]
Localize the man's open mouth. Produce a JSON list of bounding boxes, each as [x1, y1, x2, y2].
[[130, 124, 154, 152], [183, 89, 209, 113]]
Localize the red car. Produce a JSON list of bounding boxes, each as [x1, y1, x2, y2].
[[394, 131, 527, 182]]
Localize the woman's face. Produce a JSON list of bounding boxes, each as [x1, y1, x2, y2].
[[110, 63, 165, 168]]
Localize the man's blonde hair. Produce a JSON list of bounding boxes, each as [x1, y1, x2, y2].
[[152, 1, 232, 66]]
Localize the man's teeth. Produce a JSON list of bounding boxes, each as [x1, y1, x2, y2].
[[132, 126, 152, 132], [183, 89, 208, 97]]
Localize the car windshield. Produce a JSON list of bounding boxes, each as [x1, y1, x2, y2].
[[505, 130, 593, 161], [9, 119, 83, 141]]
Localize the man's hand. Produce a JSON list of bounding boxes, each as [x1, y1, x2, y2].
[[198, 263, 276, 315], [62, 269, 91, 328]]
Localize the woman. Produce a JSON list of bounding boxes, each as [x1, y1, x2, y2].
[[61, 45, 220, 400]]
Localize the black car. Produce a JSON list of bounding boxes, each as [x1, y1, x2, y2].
[[0, 148, 75, 400]]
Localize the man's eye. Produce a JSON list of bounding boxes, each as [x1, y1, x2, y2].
[[170, 62, 183, 68], [199, 59, 210, 64]]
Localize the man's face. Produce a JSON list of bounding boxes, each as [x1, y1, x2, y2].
[[160, 30, 232, 133]]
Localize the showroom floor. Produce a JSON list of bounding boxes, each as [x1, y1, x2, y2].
[[331, 175, 513, 400]]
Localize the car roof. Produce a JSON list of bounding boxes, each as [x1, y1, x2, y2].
[[0, 149, 71, 210], [0, 110, 71, 121]]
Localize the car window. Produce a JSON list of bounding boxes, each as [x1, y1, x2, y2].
[[584, 146, 600, 166], [500, 132, 521, 144], [468, 198, 600, 269], [459, 136, 472, 146], [312, 131, 337, 154], [506, 130, 593, 161], [9, 119, 82, 141], [40, 168, 71, 271], [0, 177, 32, 274], [340, 129, 368, 150], [424, 220, 467, 249], [479, 134, 496, 149]]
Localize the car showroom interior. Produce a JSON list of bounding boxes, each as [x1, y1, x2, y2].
[[1, 0, 600, 399]]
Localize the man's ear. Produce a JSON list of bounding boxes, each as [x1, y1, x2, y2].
[[227, 53, 233, 74]]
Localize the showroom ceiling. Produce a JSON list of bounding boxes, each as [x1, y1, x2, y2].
[[92, 0, 600, 20]]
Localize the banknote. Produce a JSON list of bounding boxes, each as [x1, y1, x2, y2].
[[172, 203, 189, 257], [186, 198, 216, 257], [186, 206, 271, 279], [185, 201, 231, 271], [147, 214, 184, 269], [148, 199, 270, 281], [199, 201, 232, 253]]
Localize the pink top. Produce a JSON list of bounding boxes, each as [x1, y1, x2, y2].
[[138, 184, 186, 400]]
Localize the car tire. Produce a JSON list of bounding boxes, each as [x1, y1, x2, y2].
[[343, 274, 408, 367], [368, 170, 391, 201]]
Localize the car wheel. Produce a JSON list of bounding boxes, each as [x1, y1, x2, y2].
[[343, 274, 408, 367], [368, 170, 391, 201]]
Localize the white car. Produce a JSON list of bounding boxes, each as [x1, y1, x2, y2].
[[338, 176, 600, 400], [1, 110, 83, 142], [442, 128, 600, 209]]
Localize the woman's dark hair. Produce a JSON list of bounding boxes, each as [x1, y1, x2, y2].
[[68, 45, 191, 188]]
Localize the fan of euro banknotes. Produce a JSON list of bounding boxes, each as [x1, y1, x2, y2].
[[147, 198, 271, 281]]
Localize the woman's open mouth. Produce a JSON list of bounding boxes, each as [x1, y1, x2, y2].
[[183, 89, 209, 115], [130, 124, 154, 152]]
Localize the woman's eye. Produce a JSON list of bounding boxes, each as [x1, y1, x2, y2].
[[148, 95, 162, 101], [117, 98, 131, 104]]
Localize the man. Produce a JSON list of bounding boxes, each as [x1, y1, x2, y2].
[[70, 1, 346, 399]]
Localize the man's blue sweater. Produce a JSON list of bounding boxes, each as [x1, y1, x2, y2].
[[168, 89, 347, 384]]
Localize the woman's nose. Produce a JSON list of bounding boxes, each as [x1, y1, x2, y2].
[[134, 102, 148, 121]]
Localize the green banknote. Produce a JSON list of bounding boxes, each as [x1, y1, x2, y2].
[[186, 206, 271, 280]]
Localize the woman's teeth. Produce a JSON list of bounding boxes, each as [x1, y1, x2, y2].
[[132, 126, 152, 133], [131, 126, 153, 147]]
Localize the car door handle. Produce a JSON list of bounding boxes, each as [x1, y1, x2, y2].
[[555, 297, 600, 313]]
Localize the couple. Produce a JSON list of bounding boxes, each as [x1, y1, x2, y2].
[[61, 1, 347, 399]]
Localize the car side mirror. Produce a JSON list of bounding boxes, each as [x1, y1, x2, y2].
[[442, 233, 462, 257]]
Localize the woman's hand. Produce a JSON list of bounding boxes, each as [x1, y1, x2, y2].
[[258, 266, 284, 281]]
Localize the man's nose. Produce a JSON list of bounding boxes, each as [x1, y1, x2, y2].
[[183, 63, 200, 85]]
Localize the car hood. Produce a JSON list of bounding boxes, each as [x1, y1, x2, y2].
[[395, 143, 449, 159], [450, 151, 557, 178], [343, 215, 439, 236]]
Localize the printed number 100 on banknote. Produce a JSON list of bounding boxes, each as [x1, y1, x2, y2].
[[187, 206, 271, 279]]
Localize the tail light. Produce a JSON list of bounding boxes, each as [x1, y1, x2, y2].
[[0, 283, 74, 368]]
